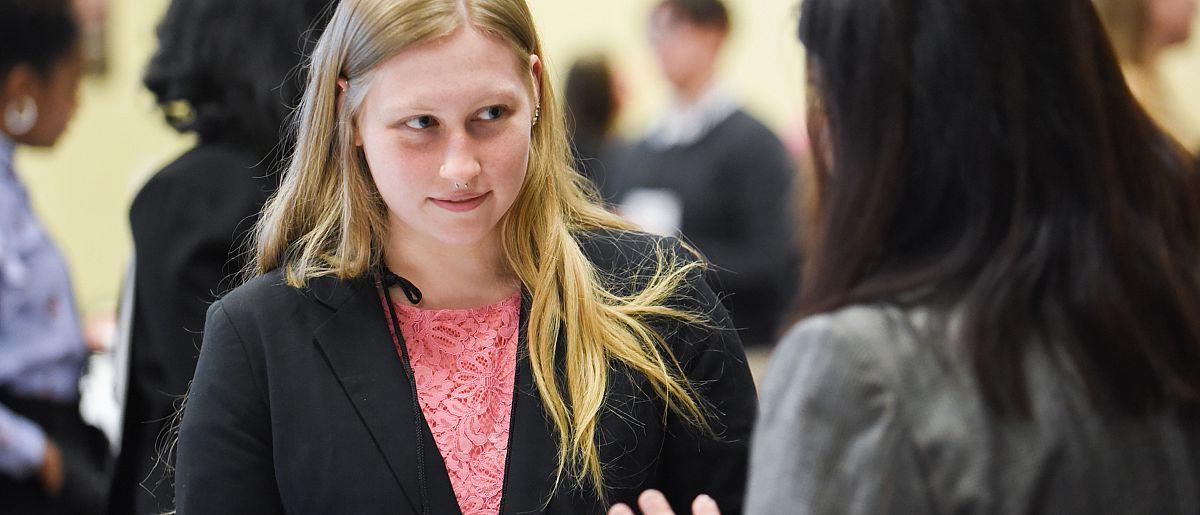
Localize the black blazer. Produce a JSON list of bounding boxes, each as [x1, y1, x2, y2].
[[175, 231, 757, 515], [111, 142, 276, 515]]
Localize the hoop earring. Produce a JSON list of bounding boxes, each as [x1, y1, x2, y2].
[[4, 96, 38, 136]]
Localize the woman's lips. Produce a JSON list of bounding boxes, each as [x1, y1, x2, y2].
[[430, 192, 490, 212]]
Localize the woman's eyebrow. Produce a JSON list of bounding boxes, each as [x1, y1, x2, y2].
[[377, 87, 526, 115]]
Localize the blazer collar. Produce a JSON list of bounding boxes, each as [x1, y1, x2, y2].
[[307, 275, 566, 514], [497, 292, 562, 514], [305, 274, 365, 311], [310, 274, 460, 515]]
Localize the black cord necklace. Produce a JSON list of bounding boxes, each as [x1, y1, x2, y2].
[[377, 266, 431, 515], [381, 268, 423, 305]]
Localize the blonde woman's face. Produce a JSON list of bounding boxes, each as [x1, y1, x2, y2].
[[355, 26, 538, 247], [1149, 0, 1198, 47]]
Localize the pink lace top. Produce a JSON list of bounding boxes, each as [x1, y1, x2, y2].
[[392, 293, 522, 515]]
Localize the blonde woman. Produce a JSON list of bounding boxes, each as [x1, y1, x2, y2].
[[173, 1, 757, 514]]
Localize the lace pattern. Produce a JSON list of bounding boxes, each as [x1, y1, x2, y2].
[[393, 293, 521, 515]]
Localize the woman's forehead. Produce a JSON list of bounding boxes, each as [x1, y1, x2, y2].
[[363, 25, 530, 108]]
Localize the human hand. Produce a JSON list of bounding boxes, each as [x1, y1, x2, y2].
[[39, 438, 64, 495], [607, 489, 722, 515], [83, 311, 116, 352]]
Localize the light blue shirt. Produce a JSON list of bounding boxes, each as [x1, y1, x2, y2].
[[0, 133, 89, 479]]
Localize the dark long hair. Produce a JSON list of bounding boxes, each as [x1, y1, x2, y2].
[[565, 54, 618, 140], [0, 0, 78, 79], [797, 0, 1200, 416], [143, 0, 337, 156]]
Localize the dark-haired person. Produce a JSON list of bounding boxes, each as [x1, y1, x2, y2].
[[608, 0, 798, 348], [107, 1, 338, 513], [741, 0, 1200, 512], [615, 0, 1200, 514], [1, 0, 110, 513], [564, 54, 626, 200]]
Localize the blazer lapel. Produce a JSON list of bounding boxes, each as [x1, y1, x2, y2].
[[310, 276, 461, 515], [499, 294, 561, 514]]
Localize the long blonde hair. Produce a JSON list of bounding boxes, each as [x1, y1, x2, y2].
[[254, 0, 711, 501]]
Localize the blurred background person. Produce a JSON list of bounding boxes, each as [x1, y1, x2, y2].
[[564, 53, 628, 200], [743, 0, 1200, 512], [1095, 0, 1200, 153], [607, 0, 798, 348], [106, 1, 337, 513], [0, 0, 110, 512]]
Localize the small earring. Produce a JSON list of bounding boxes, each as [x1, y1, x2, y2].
[[4, 96, 38, 136], [532, 103, 541, 127]]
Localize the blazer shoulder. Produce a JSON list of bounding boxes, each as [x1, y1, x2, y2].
[[140, 145, 261, 194], [131, 144, 272, 224], [214, 269, 315, 323], [776, 302, 931, 390], [782, 304, 907, 352], [575, 229, 700, 277]]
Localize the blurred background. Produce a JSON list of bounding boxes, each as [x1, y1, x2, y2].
[[14, 0, 1200, 317], [5, 1, 1200, 512], [14, 0, 810, 316]]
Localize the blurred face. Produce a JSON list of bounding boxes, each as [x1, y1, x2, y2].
[[2, 46, 84, 147], [648, 6, 725, 92], [354, 26, 540, 248], [1148, 0, 1198, 47]]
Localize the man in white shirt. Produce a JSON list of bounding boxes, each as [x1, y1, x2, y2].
[[609, 0, 799, 347]]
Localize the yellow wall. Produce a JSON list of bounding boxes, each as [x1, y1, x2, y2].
[[1161, 34, 1200, 136], [13, 0, 1200, 313]]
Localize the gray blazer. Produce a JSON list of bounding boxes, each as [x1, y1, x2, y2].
[[747, 303, 1200, 514]]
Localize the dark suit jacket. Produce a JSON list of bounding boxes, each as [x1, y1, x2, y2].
[[110, 142, 276, 515], [607, 110, 800, 345], [175, 231, 757, 515]]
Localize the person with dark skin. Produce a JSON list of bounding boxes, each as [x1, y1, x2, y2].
[[1, 1, 109, 513]]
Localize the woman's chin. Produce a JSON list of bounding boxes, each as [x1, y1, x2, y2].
[[421, 223, 499, 248]]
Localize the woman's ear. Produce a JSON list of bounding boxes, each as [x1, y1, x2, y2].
[[336, 77, 363, 147], [528, 54, 543, 105], [1, 63, 37, 106]]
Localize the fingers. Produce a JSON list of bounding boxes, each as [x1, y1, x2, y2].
[[609, 503, 636, 515], [692, 494, 722, 515], [39, 438, 64, 495], [610, 491, 721, 515], [638, 489, 675, 515]]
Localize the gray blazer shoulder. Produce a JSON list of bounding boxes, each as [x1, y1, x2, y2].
[[747, 304, 935, 515], [746, 303, 1200, 515]]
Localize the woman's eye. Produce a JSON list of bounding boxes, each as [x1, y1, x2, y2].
[[478, 106, 507, 121], [404, 115, 436, 130]]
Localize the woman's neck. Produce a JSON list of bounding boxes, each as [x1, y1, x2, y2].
[[383, 227, 520, 310]]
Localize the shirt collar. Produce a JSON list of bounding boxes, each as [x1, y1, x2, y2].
[[646, 81, 739, 149]]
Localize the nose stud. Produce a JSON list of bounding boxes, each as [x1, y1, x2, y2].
[[454, 182, 469, 190]]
